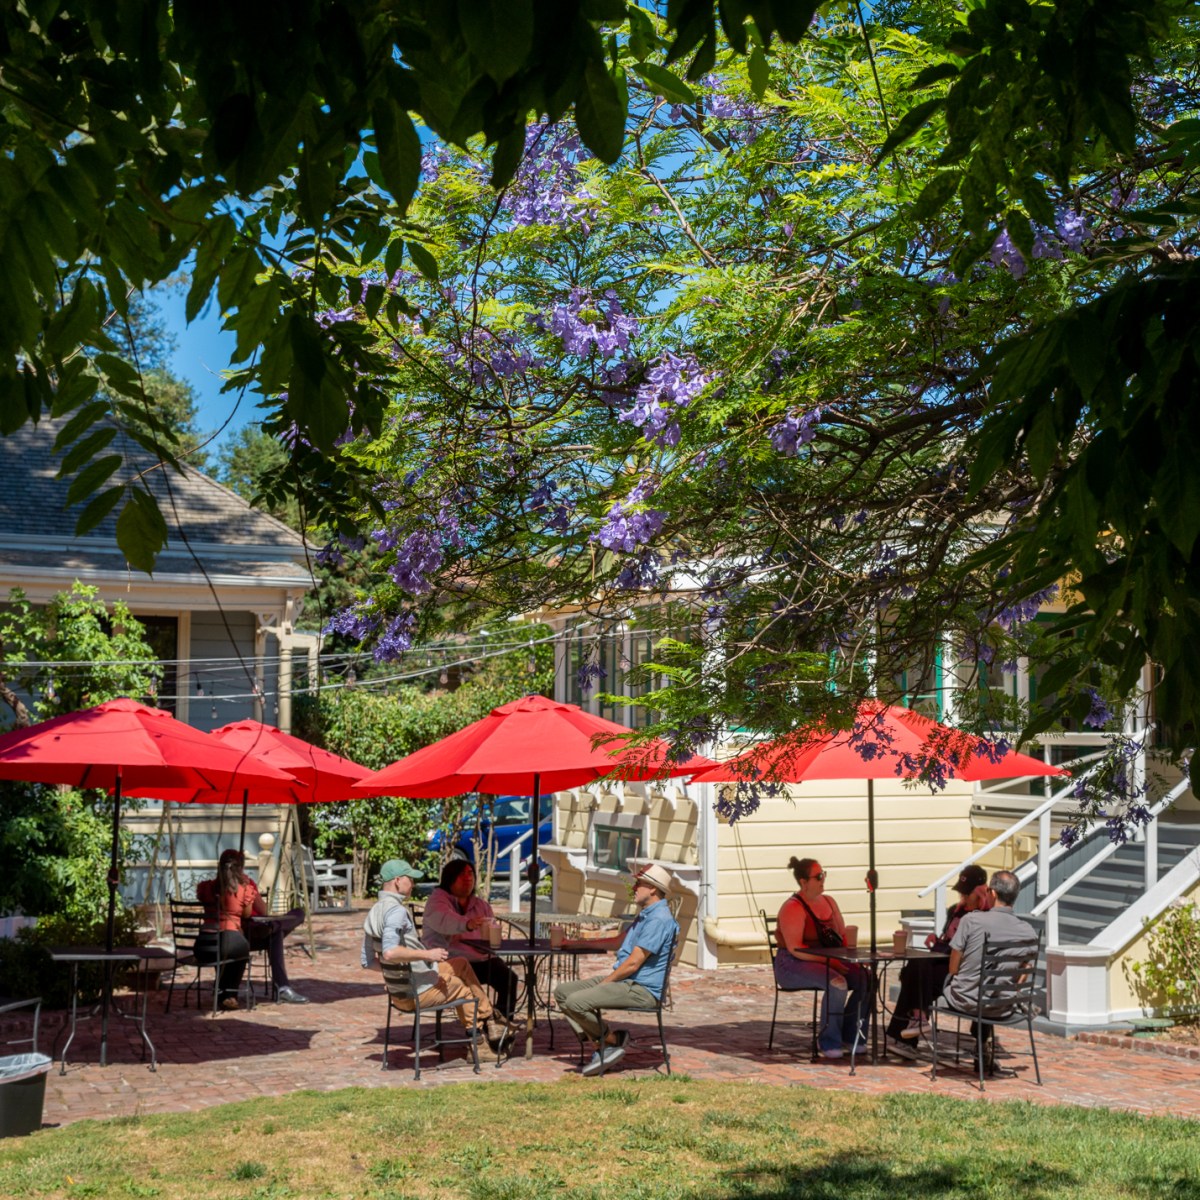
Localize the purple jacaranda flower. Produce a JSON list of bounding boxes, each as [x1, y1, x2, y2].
[[576, 661, 607, 693], [549, 288, 640, 357], [373, 611, 418, 663], [990, 230, 1027, 278], [615, 551, 661, 590], [1055, 209, 1090, 252], [388, 529, 444, 595], [995, 586, 1058, 633], [595, 480, 665, 552], [1083, 688, 1114, 729], [618, 352, 710, 443], [770, 407, 821, 456], [324, 599, 380, 641]]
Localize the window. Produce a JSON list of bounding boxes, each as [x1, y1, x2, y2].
[[588, 816, 643, 873], [138, 615, 179, 715]]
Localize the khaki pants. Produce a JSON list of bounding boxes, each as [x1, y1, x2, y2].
[[390, 958, 494, 1029], [555, 976, 656, 1043]]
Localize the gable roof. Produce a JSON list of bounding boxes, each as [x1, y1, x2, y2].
[[0, 418, 313, 588]]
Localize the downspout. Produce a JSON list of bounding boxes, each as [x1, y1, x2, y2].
[[696, 781, 721, 967]]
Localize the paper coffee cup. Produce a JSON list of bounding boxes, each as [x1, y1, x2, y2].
[[488, 922, 502, 948], [549, 924, 565, 948], [892, 929, 907, 953], [843, 925, 858, 948]]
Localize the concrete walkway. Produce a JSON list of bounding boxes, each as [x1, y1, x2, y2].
[[29, 907, 1200, 1129]]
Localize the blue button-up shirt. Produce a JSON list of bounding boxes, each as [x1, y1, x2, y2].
[[613, 897, 678, 999]]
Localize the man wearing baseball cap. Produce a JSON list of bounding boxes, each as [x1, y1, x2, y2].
[[554, 862, 678, 1075], [362, 859, 514, 1052]]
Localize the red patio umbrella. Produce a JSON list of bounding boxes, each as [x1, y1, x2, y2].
[[0, 699, 297, 951], [0, 698, 297, 1062], [689, 701, 1068, 952], [126, 719, 369, 847], [353, 693, 713, 948]]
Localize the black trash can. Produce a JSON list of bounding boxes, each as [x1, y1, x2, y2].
[[0, 1053, 52, 1137]]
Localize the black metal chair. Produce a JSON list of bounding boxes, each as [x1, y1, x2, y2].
[[760, 909, 821, 1061], [0, 995, 41, 1055], [372, 937, 482, 1081], [930, 933, 1043, 1090], [166, 899, 254, 1015], [589, 929, 678, 1077]]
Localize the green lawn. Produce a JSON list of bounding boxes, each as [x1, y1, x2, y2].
[[3, 1079, 1198, 1199]]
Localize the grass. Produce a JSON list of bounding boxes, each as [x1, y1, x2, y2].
[[2, 1080, 1199, 1199]]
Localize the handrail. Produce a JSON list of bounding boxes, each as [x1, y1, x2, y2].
[[1030, 777, 1190, 920], [504, 825, 537, 910], [917, 757, 1100, 899]]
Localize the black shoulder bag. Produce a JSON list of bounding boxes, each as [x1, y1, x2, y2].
[[796, 894, 845, 948]]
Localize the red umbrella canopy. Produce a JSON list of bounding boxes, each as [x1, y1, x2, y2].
[[0, 698, 297, 791], [689, 701, 1068, 786], [124, 720, 368, 805], [354, 694, 712, 798]]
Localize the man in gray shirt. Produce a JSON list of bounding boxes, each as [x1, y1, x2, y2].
[[944, 869, 1036, 1015]]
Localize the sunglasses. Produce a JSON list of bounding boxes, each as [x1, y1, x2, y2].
[[808, 871, 827, 882]]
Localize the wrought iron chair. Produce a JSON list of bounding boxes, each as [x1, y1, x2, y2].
[[166, 898, 254, 1015], [589, 929, 678, 1077], [760, 909, 821, 1061], [930, 932, 1043, 1090], [370, 936, 482, 1081]]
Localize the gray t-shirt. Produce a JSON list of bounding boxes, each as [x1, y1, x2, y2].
[[361, 892, 439, 995], [944, 907, 1036, 1015]]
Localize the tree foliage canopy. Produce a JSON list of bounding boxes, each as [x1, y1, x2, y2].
[[2, 1, 1198, 752]]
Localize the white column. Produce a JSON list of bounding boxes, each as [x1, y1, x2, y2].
[[695, 782, 720, 969]]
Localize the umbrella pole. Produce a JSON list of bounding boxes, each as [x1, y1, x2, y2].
[[867, 778, 878, 954], [528, 774, 540, 950], [240, 788, 249, 852], [101, 770, 122, 1066]]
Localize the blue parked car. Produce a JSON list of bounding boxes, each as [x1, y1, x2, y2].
[[426, 795, 553, 873]]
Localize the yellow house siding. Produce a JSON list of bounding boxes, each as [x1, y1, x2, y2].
[[712, 779, 976, 967]]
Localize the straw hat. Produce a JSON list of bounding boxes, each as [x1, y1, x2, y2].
[[634, 862, 673, 895]]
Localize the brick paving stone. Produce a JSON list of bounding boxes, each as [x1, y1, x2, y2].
[[31, 907, 1200, 1129]]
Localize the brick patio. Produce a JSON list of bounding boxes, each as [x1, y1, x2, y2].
[[28, 907, 1200, 1129]]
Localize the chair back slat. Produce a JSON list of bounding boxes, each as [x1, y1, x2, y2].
[[368, 936, 416, 997], [759, 909, 780, 968], [977, 935, 1041, 1019]]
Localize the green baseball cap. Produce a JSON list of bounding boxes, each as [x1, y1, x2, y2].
[[379, 859, 424, 883]]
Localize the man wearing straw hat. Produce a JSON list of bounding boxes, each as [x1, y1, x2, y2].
[[554, 862, 678, 1076]]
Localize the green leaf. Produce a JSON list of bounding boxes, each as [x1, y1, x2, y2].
[[65, 454, 123, 507], [1024, 401, 1058, 482], [910, 63, 959, 89], [747, 46, 769, 99], [406, 241, 439, 283], [575, 60, 626, 164], [874, 97, 945, 163], [116, 488, 169, 575], [490, 128, 526, 189], [373, 103, 421, 213], [458, 0, 533, 86], [910, 171, 960, 219], [58, 426, 117, 476], [1005, 209, 1034, 261], [74, 485, 125, 536], [632, 62, 696, 105], [384, 237, 406, 281]]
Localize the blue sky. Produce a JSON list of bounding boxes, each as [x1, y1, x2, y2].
[[158, 281, 253, 451]]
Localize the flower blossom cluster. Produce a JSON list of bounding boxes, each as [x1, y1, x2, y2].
[[323, 599, 380, 642], [595, 480, 665, 553], [509, 123, 597, 228], [618, 351, 710, 446], [990, 209, 1093, 278], [544, 288, 639, 357], [770, 407, 822, 456]]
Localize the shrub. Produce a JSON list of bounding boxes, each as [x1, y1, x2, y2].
[[1130, 899, 1200, 1022]]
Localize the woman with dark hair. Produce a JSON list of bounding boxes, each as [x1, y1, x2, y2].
[[775, 856, 869, 1060], [885, 863, 993, 1056], [196, 849, 308, 1009], [421, 859, 518, 1018]]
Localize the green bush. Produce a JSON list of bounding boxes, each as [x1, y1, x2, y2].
[[1130, 900, 1200, 1022]]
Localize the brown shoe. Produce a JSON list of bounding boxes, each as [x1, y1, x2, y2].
[[220, 996, 240, 1011]]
